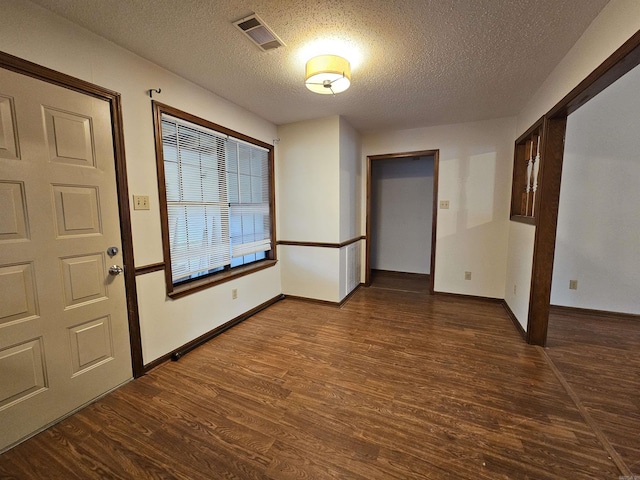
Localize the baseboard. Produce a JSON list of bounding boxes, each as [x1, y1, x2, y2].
[[502, 301, 527, 341], [549, 304, 640, 320], [433, 291, 503, 303], [283, 295, 340, 307], [339, 283, 363, 307], [143, 294, 285, 372], [433, 292, 526, 340], [283, 283, 364, 308]]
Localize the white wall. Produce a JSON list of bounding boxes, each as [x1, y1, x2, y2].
[[363, 117, 515, 298], [550, 64, 640, 314], [277, 116, 362, 303], [371, 156, 433, 274], [1, 0, 282, 364], [276, 116, 340, 243], [137, 268, 281, 363], [277, 245, 340, 302], [339, 116, 361, 242], [276, 116, 340, 302], [503, 222, 535, 330], [338, 117, 363, 297], [517, 0, 640, 134], [504, 0, 640, 329]]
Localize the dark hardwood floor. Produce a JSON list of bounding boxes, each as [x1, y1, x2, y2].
[[0, 286, 633, 479], [546, 306, 640, 475], [370, 269, 430, 294]]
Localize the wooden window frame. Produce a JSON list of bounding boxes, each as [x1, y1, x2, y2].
[[152, 101, 277, 299], [510, 119, 543, 225]]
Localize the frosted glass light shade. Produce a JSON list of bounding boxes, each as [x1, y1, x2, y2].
[[305, 55, 351, 94]]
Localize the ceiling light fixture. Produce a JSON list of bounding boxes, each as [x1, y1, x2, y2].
[[305, 55, 351, 95]]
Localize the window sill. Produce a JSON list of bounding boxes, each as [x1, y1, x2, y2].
[[510, 215, 536, 226], [167, 259, 278, 299]]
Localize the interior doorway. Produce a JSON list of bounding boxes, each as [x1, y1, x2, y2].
[[526, 31, 640, 346], [365, 150, 439, 294]]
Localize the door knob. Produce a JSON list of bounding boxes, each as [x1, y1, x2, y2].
[[108, 265, 124, 276]]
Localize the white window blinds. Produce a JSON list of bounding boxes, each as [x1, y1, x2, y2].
[[161, 114, 271, 284], [225, 140, 271, 259]]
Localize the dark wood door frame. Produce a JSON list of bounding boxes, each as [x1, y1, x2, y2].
[[365, 150, 439, 294], [0, 51, 145, 377], [526, 30, 640, 346]]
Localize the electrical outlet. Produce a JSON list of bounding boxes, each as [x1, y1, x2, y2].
[[133, 195, 150, 210], [464, 271, 472, 281], [513, 284, 517, 295], [440, 200, 450, 209], [232, 288, 238, 299], [569, 280, 578, 290]]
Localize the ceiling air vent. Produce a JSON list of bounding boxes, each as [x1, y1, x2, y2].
[[233, 14, 285, 51]]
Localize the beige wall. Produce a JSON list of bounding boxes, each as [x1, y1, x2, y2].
[[276, 116, 340, 302], [516, 0, 640, 134], [1, 0, 282, 363], [339, 116, 362, 242], [338, 117, 363, 297], [276, 116, 341, 243], [363, 117, 516, 299], [504, 0, 640, 330], [503, 222, 535, 329], [277, 115, 363, 302], [278, 246, 341, 301], [4, 0, 638, 357]]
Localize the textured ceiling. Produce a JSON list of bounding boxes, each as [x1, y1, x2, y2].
[[30, 0, 609, 132]]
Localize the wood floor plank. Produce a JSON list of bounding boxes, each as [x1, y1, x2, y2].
[[546, 307, 640, 475], [1, 286, 632, 479], [370, 269, 430, 294]]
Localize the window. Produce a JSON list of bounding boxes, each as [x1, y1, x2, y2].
[[153, 102, 276, 297], [510, 120, 543, 225]]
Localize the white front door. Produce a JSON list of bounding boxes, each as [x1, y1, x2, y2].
[[0, 66, 132, 451]]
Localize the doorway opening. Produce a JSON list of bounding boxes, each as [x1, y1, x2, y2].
[[365, 150, 439, 294]]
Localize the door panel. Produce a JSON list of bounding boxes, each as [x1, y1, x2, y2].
[[0, 67, 132, 451], [0, 94, 19, 160], [0, 181, 29, 241]]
